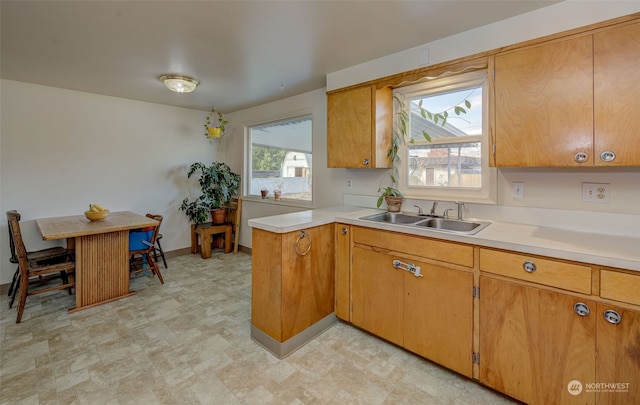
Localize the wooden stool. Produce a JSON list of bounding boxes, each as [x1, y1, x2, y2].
[[191, 223, 232, 258]]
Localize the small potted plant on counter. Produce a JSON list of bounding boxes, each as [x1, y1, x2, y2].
[[377, 186, 403, 212], [180, 161, 240, 224]]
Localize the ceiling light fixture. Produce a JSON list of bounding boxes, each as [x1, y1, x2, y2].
[[158, 74, 199, 93]]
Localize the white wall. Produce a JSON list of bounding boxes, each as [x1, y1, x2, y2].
[[327, 1, 640, 90], [0, 80, 219, 284], [225, 89, 346, 249]]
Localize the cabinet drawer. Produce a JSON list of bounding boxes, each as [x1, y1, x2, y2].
[[353, 226, 473, 267], [480, 248, 591, 294], [600, 270, 640, 306]]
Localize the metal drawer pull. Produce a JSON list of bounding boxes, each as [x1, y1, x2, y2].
[[341, 227, 348, 235], [603, 309, 622, 325], [573, 302, 590, 317], [523, 260, 537, 273], [363, 158, 370, 166], [295, 231, 312, 256], [392, 259, 423, 278], [600, 150, 616, 162]]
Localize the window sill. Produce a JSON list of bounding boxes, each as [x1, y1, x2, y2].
[[243, 195, 315, 210]]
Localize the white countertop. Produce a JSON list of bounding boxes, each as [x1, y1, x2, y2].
[[248, 206, 640, 272]]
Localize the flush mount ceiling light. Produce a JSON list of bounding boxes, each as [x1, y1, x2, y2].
[[158, 74, 199, 93]]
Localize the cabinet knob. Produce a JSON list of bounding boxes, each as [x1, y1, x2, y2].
[[573, 302, 591, 317], [522, 260, 537, 273], [341, 227, 348, 235], [599, 150, 616, 162], [603, 309, 622, 324], [363, 158, 370, 166], [574, 152, 588, 163]]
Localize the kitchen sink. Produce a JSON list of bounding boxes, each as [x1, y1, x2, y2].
[[360, 212, 425, 224], [359, 212, 490, 235], [413, 217, 488, 233]]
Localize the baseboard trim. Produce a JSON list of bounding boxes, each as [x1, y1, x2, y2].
[[250, 313, 337, 359]]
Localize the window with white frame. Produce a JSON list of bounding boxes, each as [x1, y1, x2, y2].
[[247, 115, 313, 202], [395, 70, 496, 203]]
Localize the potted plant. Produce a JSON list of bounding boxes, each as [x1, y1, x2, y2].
[[273, 189, 282, 201], [377, 186, 403, 212], [180, 161, 240, 225], [204, 106, 229, 139]]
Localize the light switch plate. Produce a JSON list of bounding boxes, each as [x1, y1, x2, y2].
[[512, 182, 524, 199]]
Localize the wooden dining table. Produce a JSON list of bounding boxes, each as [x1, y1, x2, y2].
[[36, 211, 159, 312]]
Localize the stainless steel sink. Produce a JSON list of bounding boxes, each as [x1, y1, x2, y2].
[[360, 212, 424, 225], [359, 212, 490, 235], [413, 217, 489, 233]]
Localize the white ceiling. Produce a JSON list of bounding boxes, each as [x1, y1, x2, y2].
[[1, 1, 561, 113]]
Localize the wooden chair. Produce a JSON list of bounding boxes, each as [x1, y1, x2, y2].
[[229, 197, 242, 254], [129, 214, 164, 284], [153, 232, 168, 268], [6, 210, 73, 309], [7, 210, 75, 323]]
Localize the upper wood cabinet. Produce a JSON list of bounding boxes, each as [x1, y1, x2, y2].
[[493, 35, 594, 167], [594, 20, 640, 166], [327, 85, 393, 168], [493, 20, 640, 167]]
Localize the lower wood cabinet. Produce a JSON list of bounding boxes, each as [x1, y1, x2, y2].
[[251, 225, 334, 343], [404, 261, 474, 377], [351, 241, 474, 377], [479, 275, 596, 404], [596, 303, 640, 405]]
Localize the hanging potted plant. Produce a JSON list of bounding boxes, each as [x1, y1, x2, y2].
[[180, 161, 240, 225], [204, 106, 229, 139]]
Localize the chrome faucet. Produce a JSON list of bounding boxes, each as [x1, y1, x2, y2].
[[430, 201, 438, 216], [455, 201, 465, 220], [413, 205, 424, 216]]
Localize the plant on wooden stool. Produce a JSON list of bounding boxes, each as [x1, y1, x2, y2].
[[180, 161, 240, 225]]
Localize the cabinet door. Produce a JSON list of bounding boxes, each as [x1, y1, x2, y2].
[[404, 262, 474, 377], [594, 21, 640, 166], [327, 85, 392, 168], [479, 276, 596, 404], [334, 223, 351, 321], [351, 246, 403, 346], [281, 225, 335, 341], [494, 35, 593, 167], [596, 303, 640, 405]]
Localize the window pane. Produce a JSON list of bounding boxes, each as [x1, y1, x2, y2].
[[408, 142, 482, 188], [249, 116, 312, 201], [410, 85, 483, 141]]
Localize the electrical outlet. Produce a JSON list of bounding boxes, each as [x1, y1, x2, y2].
[[346, 179, 352, 189], [582, 182, 610, 204], [512, 182, 525, 199]]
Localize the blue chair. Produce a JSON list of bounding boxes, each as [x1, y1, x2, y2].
[[129, 214, 164, 284]]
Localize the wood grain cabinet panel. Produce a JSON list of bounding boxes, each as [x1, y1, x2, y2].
[[479, 248, 592, 294], [327, 85, 392, 168], [594, 20, 640, 166], [351, 245, 404, 346], [404, 262, 474, 378], [596, 302, 640, 405], [494, 35, 594, 167], [251, 225, 334, 343], [479, 276, 596, 404], [334, 223, 351, 321], [351, 228, 474, 376]]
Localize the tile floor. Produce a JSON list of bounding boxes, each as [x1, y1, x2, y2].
[[0, 251, 519, 405]]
